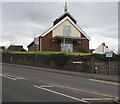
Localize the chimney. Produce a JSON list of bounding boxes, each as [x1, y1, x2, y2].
[[102, 42, 105, 46], [106, 46, 108, 48]]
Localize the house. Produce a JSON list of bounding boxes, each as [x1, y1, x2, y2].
[[27, 3, 90, 52], [7, 45, 26, 51], [93, 42, 112, 54], [0, 46, 5, 51], [89, 49, 95, 53]]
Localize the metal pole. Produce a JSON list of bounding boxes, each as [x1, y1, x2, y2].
[[108, 57, 110, 75], [64, 37, 65, 52]]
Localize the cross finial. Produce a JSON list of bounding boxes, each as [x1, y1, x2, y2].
[[64, 2, 67, 12]]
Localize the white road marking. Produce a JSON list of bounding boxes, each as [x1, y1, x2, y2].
[[38, 85, 53, 88], [33, 85, 89, 103], [2, 75, 16, 81], [81, 98, 114, 101], [1, 72, 118, 100], [1, 73, 28, 81], [16, 77, 28, 80], [50, 83, 118, 99]]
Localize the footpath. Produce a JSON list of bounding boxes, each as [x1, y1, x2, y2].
[[2, 63, 119, 83]]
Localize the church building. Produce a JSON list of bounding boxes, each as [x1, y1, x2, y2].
[[27, 3, 90, 52]]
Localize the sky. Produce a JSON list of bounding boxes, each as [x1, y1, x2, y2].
[[1, 1, 118, 52]]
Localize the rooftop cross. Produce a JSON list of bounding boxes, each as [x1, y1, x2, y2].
[[64, 2, 67, 12]]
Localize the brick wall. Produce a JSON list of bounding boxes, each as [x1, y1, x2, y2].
[[73, 33, 89, 52], [81, 33, 89, 50], [41, 31, 61, 51]]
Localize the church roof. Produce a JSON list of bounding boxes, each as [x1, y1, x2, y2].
[[39, 16, 91, 40], [53, 12, 77, 25]]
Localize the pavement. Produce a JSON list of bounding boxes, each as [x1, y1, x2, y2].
[[2, 63, 119, 83]]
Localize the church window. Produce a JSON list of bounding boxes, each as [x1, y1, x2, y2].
[[63, 25, 71, 37]]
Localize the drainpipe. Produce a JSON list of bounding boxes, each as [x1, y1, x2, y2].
[[40, 37, 42, 51]]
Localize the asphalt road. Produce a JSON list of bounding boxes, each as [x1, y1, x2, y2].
[[1, 64, 119, 103]]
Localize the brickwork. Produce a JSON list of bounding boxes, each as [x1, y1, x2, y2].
[[41, 31, 61, 51], [28, 31, 89, 52], [81, 33, 89, 50]]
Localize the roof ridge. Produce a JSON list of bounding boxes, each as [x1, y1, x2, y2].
[[54, 11, 77, 23]]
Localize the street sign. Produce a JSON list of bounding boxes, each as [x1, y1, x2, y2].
[[73, 61, 83, 64], [34, 38, 39, 45], [106, 51, 113, 58]]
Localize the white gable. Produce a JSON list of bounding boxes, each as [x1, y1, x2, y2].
[[52, 19, 81, 38], [93, 44, 112, 54], [40, 16, 90, 40]]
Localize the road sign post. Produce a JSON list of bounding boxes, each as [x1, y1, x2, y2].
[[106, 51, 113, 75], [94, 66, 98, 74]]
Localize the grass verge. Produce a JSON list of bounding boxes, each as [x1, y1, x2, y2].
[[2, 51, 92, 56]]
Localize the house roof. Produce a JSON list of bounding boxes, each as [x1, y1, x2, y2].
[[93, 43, 112, 54], [7, 45, 23, 51], [27, 41, 34, 47], [40, 16, 90, 40]]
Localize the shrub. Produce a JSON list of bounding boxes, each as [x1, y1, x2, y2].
[[92, 54, 107, 61], [50, 53, 71, 68], [79, 48, 88, 53], [81, 55, 92, 61], [92, 53, 120, 61]]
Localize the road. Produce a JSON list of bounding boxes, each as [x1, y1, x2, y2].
[[1, 64, 119, 103]]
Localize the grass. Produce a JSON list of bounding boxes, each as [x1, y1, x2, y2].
[[2, 51, 92, 56]]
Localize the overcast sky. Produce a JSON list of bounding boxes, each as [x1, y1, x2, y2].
[[1, 2, 118, 52]]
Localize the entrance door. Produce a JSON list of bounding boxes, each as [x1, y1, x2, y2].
[[61, 43, 73, 52]]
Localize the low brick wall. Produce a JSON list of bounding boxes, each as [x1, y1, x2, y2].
[[2, 53, 119, 75]]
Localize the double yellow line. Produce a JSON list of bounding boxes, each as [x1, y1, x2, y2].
[[89, 79, 120, 85]]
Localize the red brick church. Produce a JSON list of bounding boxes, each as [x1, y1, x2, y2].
[[27, 3, 90, 52]]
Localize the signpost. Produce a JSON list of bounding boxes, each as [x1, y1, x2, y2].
[[94, 66, 98, 74], [106, 51, 113, 75]]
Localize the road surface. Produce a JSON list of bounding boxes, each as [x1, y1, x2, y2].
[[1, 64, 119, 103]]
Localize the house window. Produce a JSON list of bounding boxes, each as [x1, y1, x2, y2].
[[63, 25, 71, 37]]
